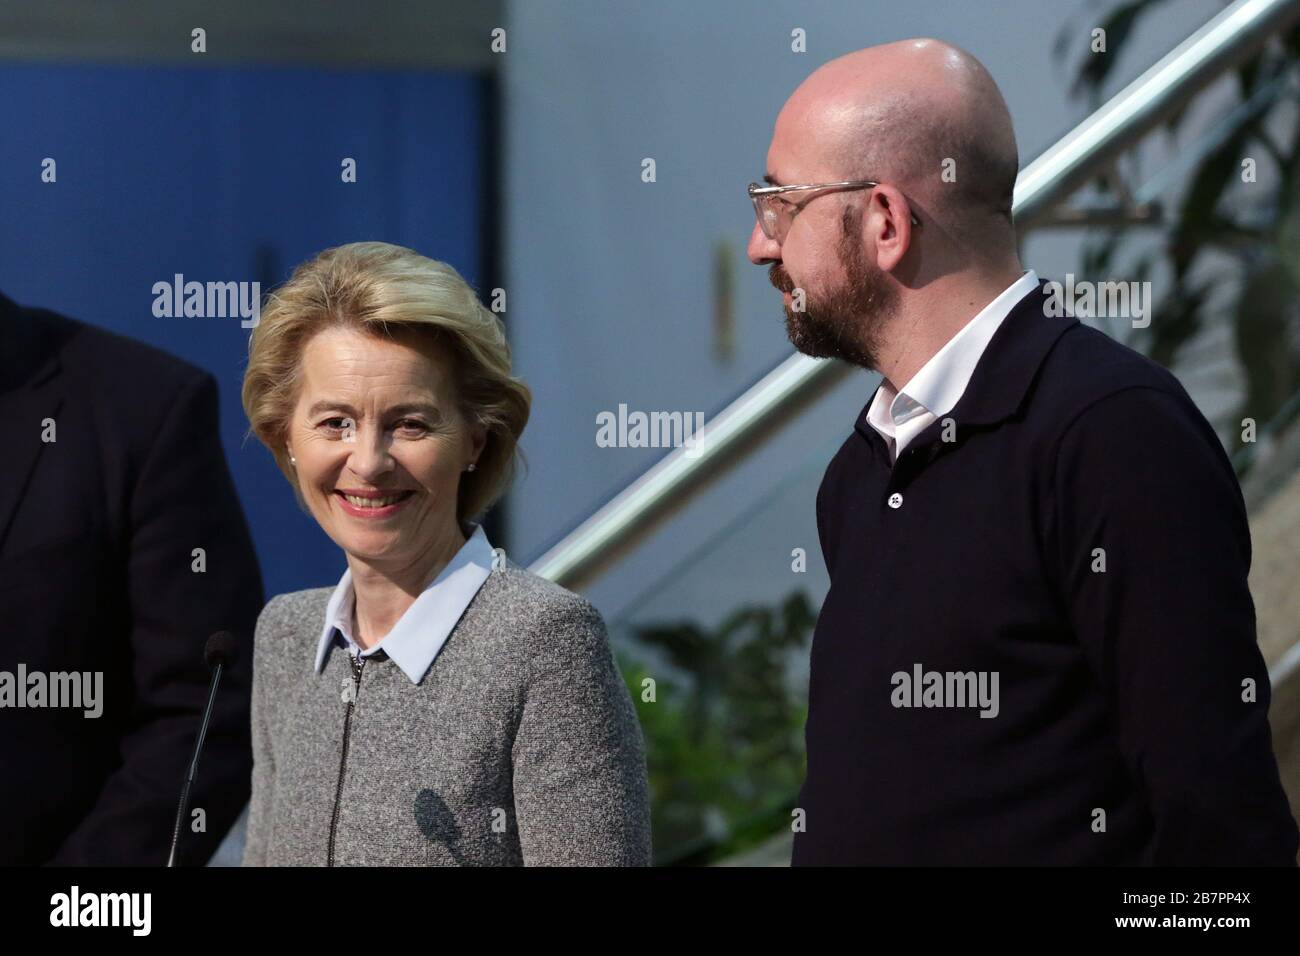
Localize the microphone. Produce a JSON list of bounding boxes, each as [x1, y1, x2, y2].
[[167, 631, 239, 867]]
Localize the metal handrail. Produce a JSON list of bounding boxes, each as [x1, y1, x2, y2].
[[1015, 0, 1300, 227], [530, 0, 1300, 589]]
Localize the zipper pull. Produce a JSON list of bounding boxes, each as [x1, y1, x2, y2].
[[340, 653, 365, 703]]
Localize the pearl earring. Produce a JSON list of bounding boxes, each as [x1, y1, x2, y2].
[[467, 462, 477, 472]]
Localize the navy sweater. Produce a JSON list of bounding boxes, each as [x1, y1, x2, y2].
[[793, 282, 1298, 866]]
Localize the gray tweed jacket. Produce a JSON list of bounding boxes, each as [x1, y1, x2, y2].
[[241, 560, 652, 866]]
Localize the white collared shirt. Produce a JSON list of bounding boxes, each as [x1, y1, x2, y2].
[[313, 524, 496, 683], [865, 270, 1039, 463]]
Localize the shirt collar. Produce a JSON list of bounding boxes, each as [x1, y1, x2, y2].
[[313, 524, 496, 683], [866, 269, 1039, 437], [855, 277, 1080, 452]]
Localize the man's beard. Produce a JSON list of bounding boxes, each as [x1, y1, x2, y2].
[[770, 214, 897, 370]]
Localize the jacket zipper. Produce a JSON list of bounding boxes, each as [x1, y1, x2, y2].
[[327, 652, 366, 866]]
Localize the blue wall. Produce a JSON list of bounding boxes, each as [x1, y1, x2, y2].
[[0, 63, 486, 601]]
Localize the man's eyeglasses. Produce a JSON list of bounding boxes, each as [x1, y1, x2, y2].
[[748, 180, 921, 243]]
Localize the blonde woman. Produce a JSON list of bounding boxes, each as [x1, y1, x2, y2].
[[240, 242, 650, 866]]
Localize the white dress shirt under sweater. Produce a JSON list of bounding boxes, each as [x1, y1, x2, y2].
[[864, 270, 1039, 464], [312, 523, 496, 683]]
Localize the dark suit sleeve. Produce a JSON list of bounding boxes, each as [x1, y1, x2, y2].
[[1053, 385, 1299, 865], [49, 371, 262, 865]]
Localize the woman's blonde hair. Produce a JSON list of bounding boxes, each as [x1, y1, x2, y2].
[[242, 241, 530, 522]]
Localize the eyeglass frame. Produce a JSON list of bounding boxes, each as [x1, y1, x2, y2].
[[748, 180, 922, 242]]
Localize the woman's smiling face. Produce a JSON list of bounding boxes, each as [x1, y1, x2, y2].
[[286, 325, 484, 569]]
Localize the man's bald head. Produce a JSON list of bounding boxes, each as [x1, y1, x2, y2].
[[774, 39, 1019, 254]]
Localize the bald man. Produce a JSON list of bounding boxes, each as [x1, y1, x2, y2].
[[748, 39, 1298, 865]]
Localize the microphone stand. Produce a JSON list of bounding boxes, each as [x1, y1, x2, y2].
[[167, 655, 225, 867]]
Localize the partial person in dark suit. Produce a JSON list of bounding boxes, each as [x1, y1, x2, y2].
[[746, 39, 1299, 864], [0, 289, 263, 865]]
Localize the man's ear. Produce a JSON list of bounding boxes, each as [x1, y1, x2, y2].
[[866, 184, 914, 273]]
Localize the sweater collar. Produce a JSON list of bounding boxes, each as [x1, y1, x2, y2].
[[855, 280, 1078, 449], [867, 270, 1040, 432]]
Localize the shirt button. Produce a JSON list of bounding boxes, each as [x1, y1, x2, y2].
[[887, 492, 903, 509]]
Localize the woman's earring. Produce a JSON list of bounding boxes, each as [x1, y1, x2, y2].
[[289, 455, 297, 466], [466, 462, 477, 472]]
